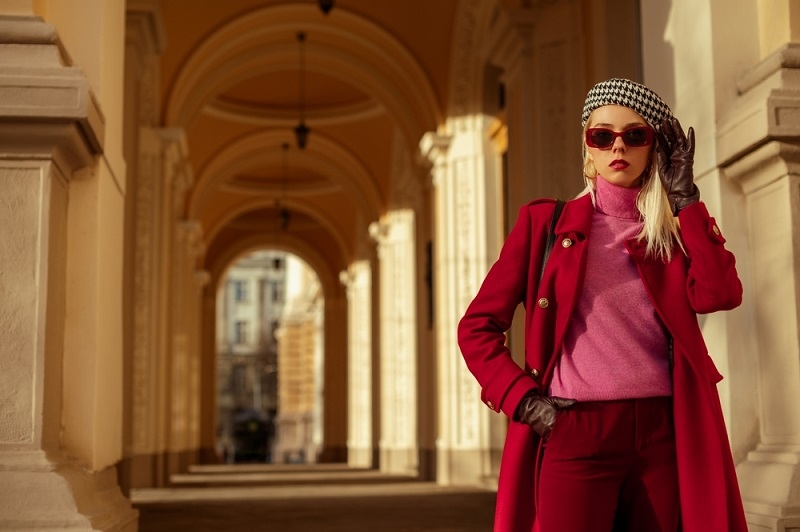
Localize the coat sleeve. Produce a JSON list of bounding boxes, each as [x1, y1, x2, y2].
[[678, 202, 743, 313], [457, 202, 550, 418]]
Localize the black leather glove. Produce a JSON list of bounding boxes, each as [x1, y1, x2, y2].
[[655, 117, 700, 215], [515, 393, 576, 439]]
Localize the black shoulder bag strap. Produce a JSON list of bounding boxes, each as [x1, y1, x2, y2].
[[539, 200, 565, 283]]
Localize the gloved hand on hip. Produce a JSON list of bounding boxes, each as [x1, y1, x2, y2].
[[515, 392, 576, 439], [655, 117, 700, 215]]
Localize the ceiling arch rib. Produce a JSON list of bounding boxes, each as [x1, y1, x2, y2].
[[204, 196, 350, 268], [192, 43, 430, 150], [189, 129, 383, 225], [208, 232, 340, 303], [165, 4, 441, 147], [221, 177, 340, 198], [206, 98, 383, 127]]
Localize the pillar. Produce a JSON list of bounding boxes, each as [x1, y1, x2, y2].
[[320, 292, 348, 462], [120, 0, 172, 490], [716, 12, 800, 529], [342, 261, 374, 468], [423, 125, 508, 487], [0, 13, 137, 531], [369, 211, 419, 476], [426, 0, 508, 488]]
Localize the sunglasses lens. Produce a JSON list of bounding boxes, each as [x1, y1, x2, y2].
[[622, 127, 651, 146], [586, 127, 653, 148], [588, 129, 614, 148]]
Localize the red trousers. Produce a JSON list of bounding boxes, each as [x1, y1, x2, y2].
[[537, 397, 679, 532]]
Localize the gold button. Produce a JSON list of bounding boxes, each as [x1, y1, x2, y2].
[[561, 238, 573, 248], [712, 225, 720, 236], [530, 368, 539, 378], [538, 298, 549, 308], [486, 401, 495, 410]]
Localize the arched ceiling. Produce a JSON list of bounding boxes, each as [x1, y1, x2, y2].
[[156, 0, 459, 288]]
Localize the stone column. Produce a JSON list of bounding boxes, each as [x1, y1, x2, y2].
[[342, 261, 374, 468], [121, 0, 170, 490], [320, 293, 348, 462], [369, 212, 419, 475], [169, 219, 203, 473], [0, 15, 137, 531], [719, 43, 800, 531], [163, 131, 194, 477], [424, 0, 510, 488], [189, 269, 210, 459], [422, 125, 507, 487]]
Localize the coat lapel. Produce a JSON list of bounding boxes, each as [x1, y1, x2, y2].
[[549, 194, 593, 359]]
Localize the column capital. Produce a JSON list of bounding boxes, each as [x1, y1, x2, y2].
[[419, 132, 451, 165], [368, 220, 389, 244], [179, 219, 206, 260], [0, 16, 104, 174], [719, 43, 800, 168], [0, 16, 60, 55], [194, 270, 211, 288], [737, 43, 800, 94], [724, 140, 800, 195]]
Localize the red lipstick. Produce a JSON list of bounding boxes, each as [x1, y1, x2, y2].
[[610, 159, 629, 170]]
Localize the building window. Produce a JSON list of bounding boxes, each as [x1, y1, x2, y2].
[[235, 320, 249, 344], [234, 280, 249, 302], [271, 280, 285, 304]]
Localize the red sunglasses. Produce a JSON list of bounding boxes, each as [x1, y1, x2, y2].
[[585, 126, 654, 149]]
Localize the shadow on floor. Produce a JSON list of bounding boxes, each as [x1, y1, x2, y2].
[[132, 464, 497, 532]]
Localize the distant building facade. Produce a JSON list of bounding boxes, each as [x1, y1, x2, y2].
[[215, 251, 322, 465], [274, 256, 324, 464], [216, 251, 285, 462]]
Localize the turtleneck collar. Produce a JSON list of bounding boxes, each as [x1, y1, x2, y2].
[[595, 175, 641, 220]]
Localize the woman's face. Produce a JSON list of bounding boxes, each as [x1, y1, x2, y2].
[[585, 104, 653, 188]]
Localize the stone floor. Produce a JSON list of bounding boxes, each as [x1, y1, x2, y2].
[[131, 463, 497, 531]]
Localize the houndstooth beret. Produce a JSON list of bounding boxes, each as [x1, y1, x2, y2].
[[581, 78, 672, 127]]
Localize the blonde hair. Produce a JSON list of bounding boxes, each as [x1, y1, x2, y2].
[[579, 121, 684, 262]]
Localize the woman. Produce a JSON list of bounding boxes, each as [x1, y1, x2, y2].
[[457, 78, 747, 532]]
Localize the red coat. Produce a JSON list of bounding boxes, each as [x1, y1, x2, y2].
[[458, 194, 747, 532]]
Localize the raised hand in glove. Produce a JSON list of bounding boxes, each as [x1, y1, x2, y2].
[[655, 117, 700, 215], [515, 392, 576, 439]]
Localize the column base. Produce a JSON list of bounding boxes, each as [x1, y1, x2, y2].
[[436, 446, 500, 489], [737, 444, 800, 531], [118, 448, 203, 493], [0, 451, 138, 531], [317, 444, 347, 463], [418, 445, 436, 481], [379, 444, 418, 476], [347, 445, 373, 468]]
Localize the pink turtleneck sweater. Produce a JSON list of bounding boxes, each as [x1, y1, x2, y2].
[[548, 176, 672, 401]]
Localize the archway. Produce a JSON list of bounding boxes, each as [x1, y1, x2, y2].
[[214, 248, 325, 464], [201, 228, 346, 462]]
